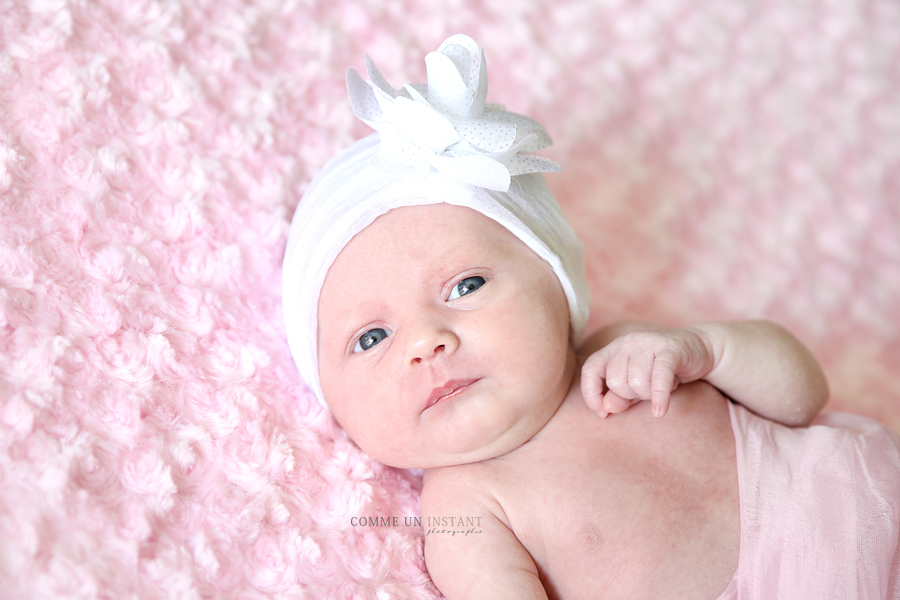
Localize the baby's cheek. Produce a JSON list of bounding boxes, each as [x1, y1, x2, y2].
[[320, 376, 371, 438], [356, 421, 420, 468]]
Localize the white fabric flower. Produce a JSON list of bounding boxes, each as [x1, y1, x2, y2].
[[346, 34, 561, 192]]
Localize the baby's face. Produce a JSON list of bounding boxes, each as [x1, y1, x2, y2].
[[317, 203, 576, 469]]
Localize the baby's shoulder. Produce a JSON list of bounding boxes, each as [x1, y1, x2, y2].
[[421, 462, 506, 524]]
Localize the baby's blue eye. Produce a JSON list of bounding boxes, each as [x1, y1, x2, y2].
[[354, 328, 390, 353], [448, 276, 486, 300]]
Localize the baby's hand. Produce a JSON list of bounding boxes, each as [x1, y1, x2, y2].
[[580, 328, 715, 418]]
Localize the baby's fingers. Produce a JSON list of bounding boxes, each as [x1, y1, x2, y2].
[[602, 391, 639, 415], [625, 348, 656, 401], [603, 348, 641, 402], [581, 350, 611, 417], [649, 355, 678, 417]]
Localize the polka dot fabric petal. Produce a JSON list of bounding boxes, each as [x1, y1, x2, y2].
[[346, 69, 384, 126], [424, 51, 473, 115], [364, 54, 401, 99], [452, 117, 517, 153]]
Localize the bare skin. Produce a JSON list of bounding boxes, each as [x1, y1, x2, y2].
[[317, 203, 829, 600], [423, 319, 826, 599], [422, 376, 740, 600]]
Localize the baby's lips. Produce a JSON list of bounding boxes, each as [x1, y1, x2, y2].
[[423, 378, 481, 411]]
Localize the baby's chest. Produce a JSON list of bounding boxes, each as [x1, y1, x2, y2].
[[501, 439, 707, 575], [491, 387, 740, 599]]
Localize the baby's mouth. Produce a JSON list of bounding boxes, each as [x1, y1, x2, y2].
[[425, 379, 480, 410]]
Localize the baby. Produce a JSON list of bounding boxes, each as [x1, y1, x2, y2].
[[283, 35, 900, 600]]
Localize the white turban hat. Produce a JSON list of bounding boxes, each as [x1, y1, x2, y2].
[[283, 35, 590, 408]]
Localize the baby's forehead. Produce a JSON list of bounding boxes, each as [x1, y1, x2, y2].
[[319, 203, 533, 307], [344, 203, 518, 259], [367, 202, 504, 234]]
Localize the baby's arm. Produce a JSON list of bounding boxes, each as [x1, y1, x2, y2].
[[581, 320, 829, 426], [421, 469, 548, 600]]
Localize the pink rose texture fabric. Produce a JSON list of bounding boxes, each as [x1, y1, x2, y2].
[[1, 0, 899, 598]]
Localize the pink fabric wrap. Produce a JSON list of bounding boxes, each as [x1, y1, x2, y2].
[[721, 402, 900, 599]]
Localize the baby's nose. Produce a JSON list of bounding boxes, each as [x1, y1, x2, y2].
[[405, 320, 459, 366]]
